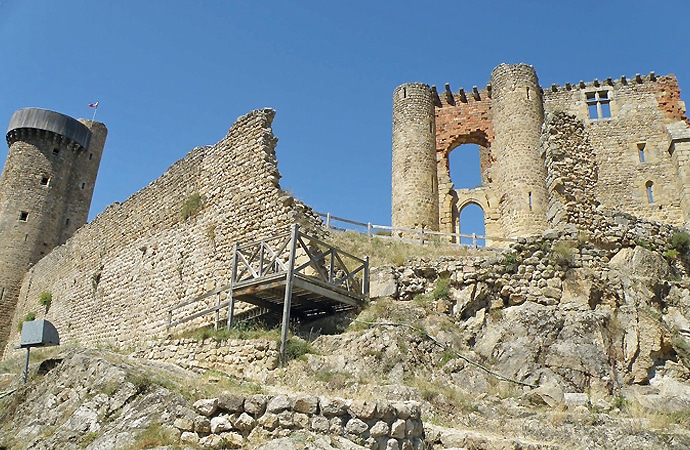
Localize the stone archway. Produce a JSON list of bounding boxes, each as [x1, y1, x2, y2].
[[438, 134, 493, 236], [457, 201, 485, 246]]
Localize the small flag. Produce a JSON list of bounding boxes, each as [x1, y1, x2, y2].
[[88, 102, 99, 108]]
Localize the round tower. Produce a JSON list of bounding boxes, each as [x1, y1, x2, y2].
[[490, 64, 549, 237], [0, 108, 106, 346], [392, 83, 439, 232]]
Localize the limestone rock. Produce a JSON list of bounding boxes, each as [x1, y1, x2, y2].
[[370, 266, 398, 298], [218, 391, 245, 413], [193, 398, 218, 416]]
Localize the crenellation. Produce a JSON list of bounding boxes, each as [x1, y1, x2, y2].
[[393, 63, 690, 244]]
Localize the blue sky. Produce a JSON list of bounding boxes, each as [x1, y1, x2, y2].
[[1, 1, 689, 240]]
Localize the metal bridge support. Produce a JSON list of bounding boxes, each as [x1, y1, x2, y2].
[[279, 223, 299, 364]]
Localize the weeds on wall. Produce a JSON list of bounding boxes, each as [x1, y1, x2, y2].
[[671, 231, 690, 255], [39, 291, 52, 313], [17, 312, 36, 332], [283, 338, 316, 362], [177, 321, 281, 342], [503, 252, 519, 273], [325, 230, 478, 267], [180, 192, 205, 221], [551, 241, 577, 266]]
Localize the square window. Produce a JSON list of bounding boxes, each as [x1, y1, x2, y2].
[[19, 211, 28, 221], [586, 90, 612, 120], [52, 148, 60, 155], [40, 176, 50, 186]]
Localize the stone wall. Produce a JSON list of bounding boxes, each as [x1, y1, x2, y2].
[[544, 74, 687, 226], [393, 65, 690, 244], [2, 109, 321, 359], [179, 393, 423, 450], [134, 338, 280, 380], [542, 111, 599, 228]]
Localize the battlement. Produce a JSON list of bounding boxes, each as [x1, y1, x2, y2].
[[545, 71, 667, 93], [393, 63, 690, 247], [432, 83, 492, 107]]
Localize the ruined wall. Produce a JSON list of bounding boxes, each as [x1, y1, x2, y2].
[[2, 109, 321, 359], [544, 74, 687, 226], [393, 65, 690, 243], [542, 112, 599, 228], [434, 85, 498, 239]]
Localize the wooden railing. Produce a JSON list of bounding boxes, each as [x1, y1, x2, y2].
[[232, 227, 369, 296], [316, 212, 516, 248], [167, 224, 369, 331]]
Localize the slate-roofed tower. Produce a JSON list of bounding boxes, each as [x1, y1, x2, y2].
[[0, 108, 107, 347]]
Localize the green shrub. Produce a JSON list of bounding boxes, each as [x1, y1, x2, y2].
[[17, 312, 36, 332], [181, 192, 205, 220], [503, 253, 519, 273], [39, 292, 52, 312], [283, 338, 315, 362], [671, 231, 690, 255], [664, 249, 680, 259], [431, 276, 451, 300], [635, 239, 653, 251]]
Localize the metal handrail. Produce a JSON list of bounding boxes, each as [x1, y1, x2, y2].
[[316, 212, 517, 247]]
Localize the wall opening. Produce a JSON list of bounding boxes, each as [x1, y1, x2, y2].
[[638, 143, 646, 162], [449, 144, 482, 190], [586, 90, 612, 119], [449, 144, 484, 244], [459, 203, 485, 246], [646, 181, 654, 203]]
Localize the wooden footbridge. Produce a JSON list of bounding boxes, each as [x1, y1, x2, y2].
[[167, 224, 369, 360]]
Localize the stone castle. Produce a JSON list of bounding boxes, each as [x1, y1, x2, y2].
[[0, 107, 321, 355], [392, 63, 690, 246], [1, 62, 689, 356]]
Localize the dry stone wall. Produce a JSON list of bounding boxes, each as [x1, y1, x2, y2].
[[180, 393, 424, 450], [134, 338, 280, 380], [542, 111, 599, 228], [2, 108, 321, 359]]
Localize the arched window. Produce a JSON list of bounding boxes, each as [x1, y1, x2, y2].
[[646, 181, 654, 203], [459, 203, 485, 247]]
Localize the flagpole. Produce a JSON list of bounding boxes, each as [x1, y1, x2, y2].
[[91, 104, 98, 122]]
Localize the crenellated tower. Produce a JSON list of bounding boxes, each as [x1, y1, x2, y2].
[[391, 83, 439, 232], [0, 108, 107, 347]]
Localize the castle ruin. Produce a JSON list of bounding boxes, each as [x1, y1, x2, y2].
[[392, 63, 690, 245], [0, 108, 320, 356], [2, 62, 690, 356]]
